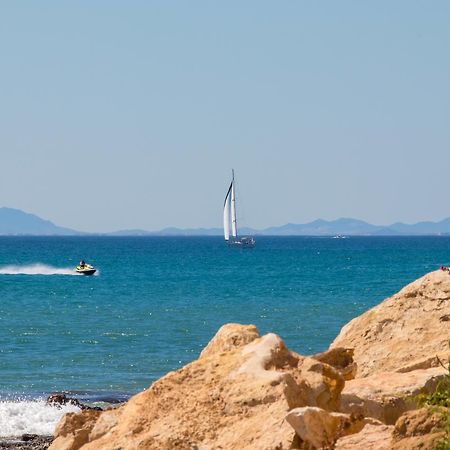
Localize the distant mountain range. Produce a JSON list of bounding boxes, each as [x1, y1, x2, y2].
[[0, 207, 80, 235], [3, 206, 450, 236]]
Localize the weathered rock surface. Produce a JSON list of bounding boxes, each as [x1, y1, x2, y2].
[[340, 367, 448, 424], [391, 407, 447, 450], [285, 406, 381, 448], [331, 270, 450, 377], [51, 410, 102, 450], [311, 347, 357, 380], [334, 423, 394, 450], [295, 357, 344, 412], [199, 323, 260, 359], [50, 326, 345, 450]]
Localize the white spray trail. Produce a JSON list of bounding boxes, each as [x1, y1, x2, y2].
[[0, 264, 79, 276], [0, 400, 80, 436]]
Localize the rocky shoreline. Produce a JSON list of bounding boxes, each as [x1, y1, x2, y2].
[[0, 435, 52, 450], [0, 395, 103, 450], [8, 270, 450, 449]]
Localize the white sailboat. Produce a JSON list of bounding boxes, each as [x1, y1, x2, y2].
[[223, 170, 255, 248]]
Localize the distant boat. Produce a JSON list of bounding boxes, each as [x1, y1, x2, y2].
[[332, 235, 347, 239], [223, 170, 255, 248]]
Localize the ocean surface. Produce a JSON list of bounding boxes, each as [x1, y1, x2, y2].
[[1, 235, 449, 435]]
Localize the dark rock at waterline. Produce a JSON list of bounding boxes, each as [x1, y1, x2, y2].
[[46, 393, 102, 411], [0, 435, 52, 450]]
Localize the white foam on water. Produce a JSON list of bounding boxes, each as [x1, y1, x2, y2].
[[0, 264, 79, 276], [0, 400, 80, 436]]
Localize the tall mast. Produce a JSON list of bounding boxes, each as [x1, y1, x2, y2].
[[231, 169, 237, 238]]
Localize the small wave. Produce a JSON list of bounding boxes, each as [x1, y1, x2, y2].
[[0, 400, 80, 437], [0, 264, 79, 276]]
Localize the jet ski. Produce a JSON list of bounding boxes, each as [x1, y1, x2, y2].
[[75, 262, 96, 275]]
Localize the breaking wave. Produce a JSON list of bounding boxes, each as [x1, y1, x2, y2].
[[0, 264, 79, 276], [0, 400, 80, 436]]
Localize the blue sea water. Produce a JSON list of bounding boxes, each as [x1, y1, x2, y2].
[[0, 236, 449, 404]]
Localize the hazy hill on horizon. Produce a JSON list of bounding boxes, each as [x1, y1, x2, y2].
[[0, 207, 81, 236], [3, 206, 450, 236]]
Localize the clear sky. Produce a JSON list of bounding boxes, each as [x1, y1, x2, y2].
[[1, 2, 449, 232]]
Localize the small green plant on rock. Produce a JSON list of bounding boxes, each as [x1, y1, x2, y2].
[[414, 344, 450, 450]]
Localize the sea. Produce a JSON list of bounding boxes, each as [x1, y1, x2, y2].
[[0, 235, 449, 436]]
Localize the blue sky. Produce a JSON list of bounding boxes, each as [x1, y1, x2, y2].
[[1, 2, 449, 232]]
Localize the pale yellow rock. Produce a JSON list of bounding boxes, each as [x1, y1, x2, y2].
[[330, 270, 450, 377], [50, 410, 102, 450], [285, 406, 380, 449], [199, 323, 260, 359], [340, 367, 447, 424], [296, 357, 345, 411], [312, 347, 357, 380], [88, 409, 120, 441], [335, 423, 394, 450], [286, 406, 347, 448]]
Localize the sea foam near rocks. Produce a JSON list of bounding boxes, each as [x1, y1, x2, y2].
[[0, 400, 80, 436]]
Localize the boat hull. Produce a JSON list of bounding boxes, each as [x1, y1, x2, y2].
[[76, 268, 96, 275], [227, 237, 255, 248], [75, 264, 97, 275]]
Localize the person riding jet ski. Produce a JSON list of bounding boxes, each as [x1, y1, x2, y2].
[[75, 259, 96, 275]]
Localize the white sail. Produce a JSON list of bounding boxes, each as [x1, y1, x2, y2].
[[231, 182, 237, 238], [223, 182, 232, 241], [223, 169, 255, 248]]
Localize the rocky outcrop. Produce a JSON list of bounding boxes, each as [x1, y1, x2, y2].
[[50, 325, 345, 450], [50, 271, 450, 450], [331, 270, 450, 377]]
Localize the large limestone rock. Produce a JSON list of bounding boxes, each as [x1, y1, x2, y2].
[[50, 326, 345, 450], [331, 270, 450, 377]]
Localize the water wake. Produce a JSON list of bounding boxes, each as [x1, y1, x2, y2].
[[0, 400, 80, 436], [0, 264, 79, 276]]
